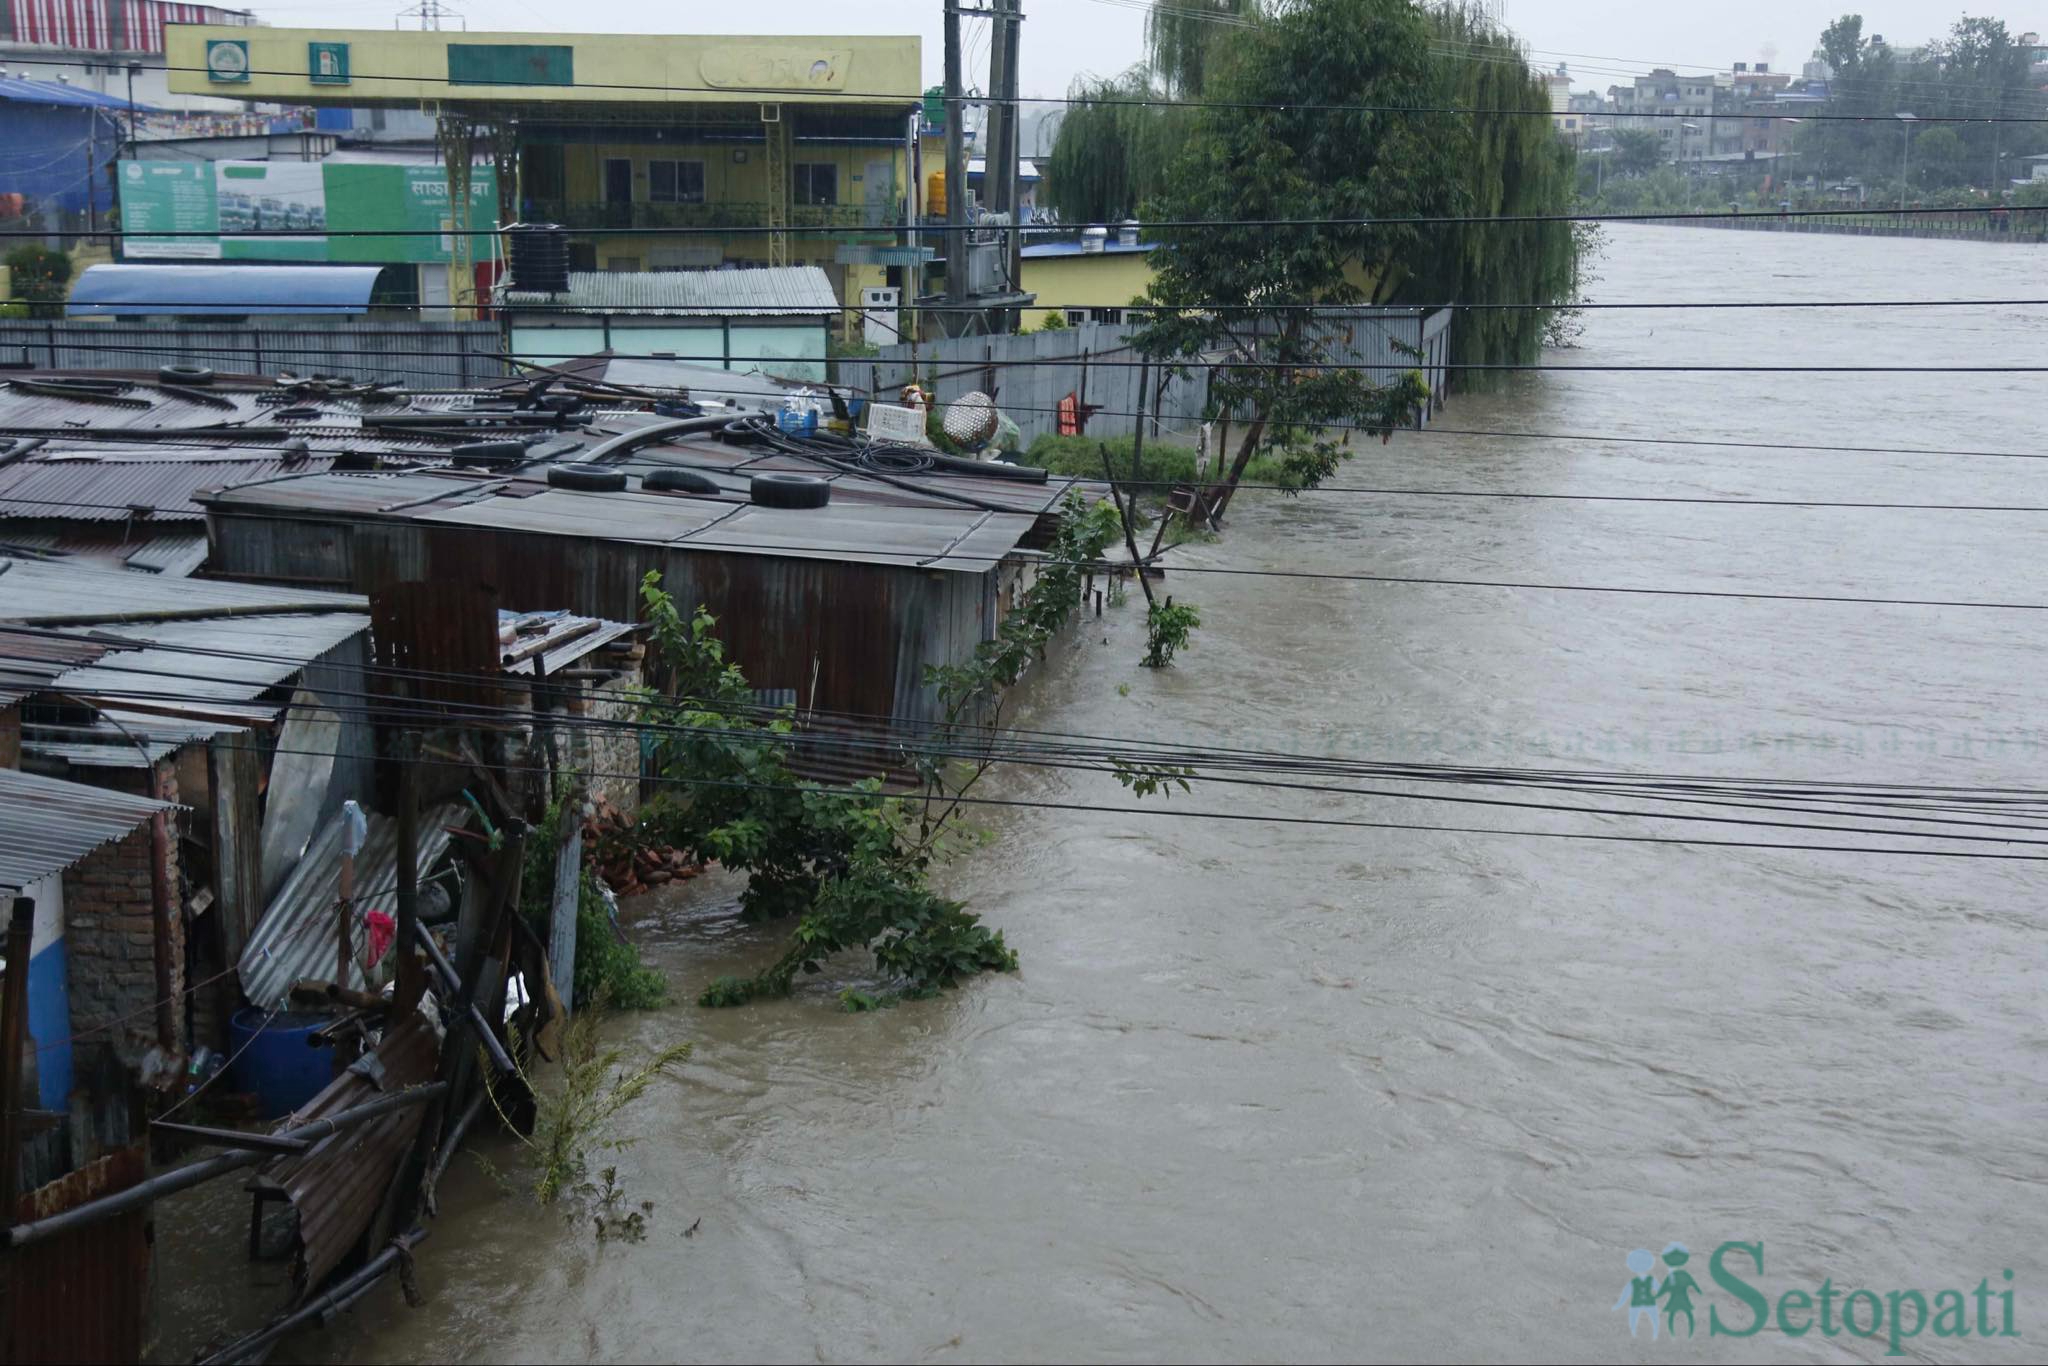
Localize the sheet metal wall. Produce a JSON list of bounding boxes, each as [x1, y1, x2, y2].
[[0, 321, 513, 389], [5, 1144, 149, 1365], [857, 309, 1455, 446], [206, 512, 994, 729]]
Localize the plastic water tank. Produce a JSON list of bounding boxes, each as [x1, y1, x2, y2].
[[229, 1007, 336, 1119], [506, 222, 570, 295]]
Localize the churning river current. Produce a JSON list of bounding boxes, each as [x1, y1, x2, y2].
[[169, 225, 2048, 1364]]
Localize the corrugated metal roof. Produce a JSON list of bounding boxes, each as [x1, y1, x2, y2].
[[268, 1013, 439, 1297], [203, 458, 1080, 571], [0, 455, 335, 522], [0, 553, 367, 621], [0, 632, 111, 707], [498, 609, 637, 676], [68, 265, 390, 319], [0, 767, 173, 892], [503, 266, 840, 316], [238, 803, 468, 1009], [24, 612, 371, 764], [119, 532, 209, 577]]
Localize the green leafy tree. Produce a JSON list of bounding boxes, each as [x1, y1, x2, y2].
[[5, 244, 71, 318], [1911, 125, 1967, 188], [628, 494, 1173, 1008], [1041, 67, 1191, 223], [1131, 0, 1450, 507], [1611, 128, 1665, 177]]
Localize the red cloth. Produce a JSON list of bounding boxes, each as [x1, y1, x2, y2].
[[363, 910, 396, 967]]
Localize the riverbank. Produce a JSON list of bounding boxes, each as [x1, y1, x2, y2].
[[1635, 206, 2045, 243]]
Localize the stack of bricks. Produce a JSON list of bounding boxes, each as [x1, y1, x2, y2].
[[62, 763, 185, 1063]]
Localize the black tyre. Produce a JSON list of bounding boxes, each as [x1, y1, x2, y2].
[[158, 364, 215, 386], [750, 472, 831, 509], [642, 467, 723, 496], [546, 462, 628, 492]]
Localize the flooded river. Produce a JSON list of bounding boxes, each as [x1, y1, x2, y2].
[[247, 226, 2046, 1362]]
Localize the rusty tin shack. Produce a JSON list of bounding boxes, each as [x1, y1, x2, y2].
[[199, 452, 1088, 731]]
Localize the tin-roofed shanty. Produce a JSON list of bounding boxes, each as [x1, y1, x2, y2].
[[0, 554, 371, 767], [505, 266, 840, 380], [201, 433, 1099, 729]]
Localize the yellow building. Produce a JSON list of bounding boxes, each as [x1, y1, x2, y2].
[[1017, 239, 1156, 330], [164, 27, 924, 307]]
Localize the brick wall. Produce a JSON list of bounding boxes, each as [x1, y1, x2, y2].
[[582, 659, 645, 818], [62, 761, 184, 1065]]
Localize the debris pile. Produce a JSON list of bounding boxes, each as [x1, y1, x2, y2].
[[581, 795, 706, 896]]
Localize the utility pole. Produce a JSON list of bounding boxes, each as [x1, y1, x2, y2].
[[999, 1, 1024, 312], [944, 1, 968, 318]]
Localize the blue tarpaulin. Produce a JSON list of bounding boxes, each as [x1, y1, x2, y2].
[[0, 79, 145, 215], [68, 264, 392, 317]]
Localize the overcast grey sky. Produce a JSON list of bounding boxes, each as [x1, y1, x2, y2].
[[246, 1, 2000, 101]]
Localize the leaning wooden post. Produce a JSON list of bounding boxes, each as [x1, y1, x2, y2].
[[394, 733, 424, 1011], [546, 688, 584, 1017], [1099, 443, 1156, 613]]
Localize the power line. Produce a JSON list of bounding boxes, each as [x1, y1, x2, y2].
[[8, 480, 2048, 605], [37, 724, 2048, 864], [7, 335, 2044, 375], [4, 400, 2044, 467], [25, 297, 2048, 314], [16, 615, 2042, 806], [15, 475, 2048, 519], [46, 677, 2048, 842], [11, 205, 2048, 241], [0, 49, 2034, 125], [28, 655, 2048, 847], [18, 625, 2048, 841]]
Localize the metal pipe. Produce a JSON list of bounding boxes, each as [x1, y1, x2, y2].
[[411, 920, 515, 1076], [1, 1083, 447, 1249], [575, 414, 737, 465], [149, 762, 177, 1049], [197, 1228, 429, 1365]]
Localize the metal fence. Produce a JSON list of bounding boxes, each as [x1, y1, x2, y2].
[[0, 320, 515, 389], [852, 308, 1453, 447]]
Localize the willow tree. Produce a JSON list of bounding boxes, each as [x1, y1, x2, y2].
[[1132, 0, 1450, 501], [1145, 0, 1261, 98], [1392, 3, 1579, 378], [1040, 67, 1191, 223]]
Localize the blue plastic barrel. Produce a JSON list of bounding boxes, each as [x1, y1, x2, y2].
[[228, 1007, 335, 1119]]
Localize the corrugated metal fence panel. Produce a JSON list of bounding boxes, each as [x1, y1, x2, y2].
[[7, 1144, 150, 1365], [0, 322, 514, 390], [864, 309, 1453, 447]]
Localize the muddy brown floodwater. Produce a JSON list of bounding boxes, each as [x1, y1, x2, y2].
[[168, 226, 2048, 1363]]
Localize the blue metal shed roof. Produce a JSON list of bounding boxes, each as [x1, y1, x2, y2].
[[0, 78, 156, 112], [67, 265, 387, 318], [1019, 240, 1157, 259]]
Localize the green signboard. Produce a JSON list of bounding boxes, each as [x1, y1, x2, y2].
[[118, 160, 500, 265], [205, 39, 249, 83], [446, 43, 574, 87], [309, 41, 350, 85]]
